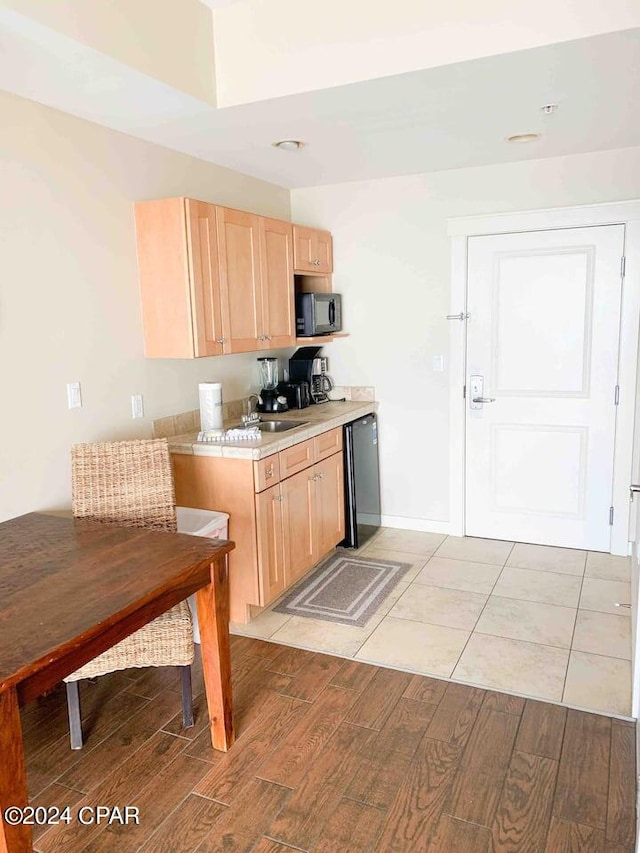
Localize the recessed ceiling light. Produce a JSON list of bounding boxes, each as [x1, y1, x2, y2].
[[506, 132, 541, 144], [272, 139, 305, 151], [541, 104, 559, 114]]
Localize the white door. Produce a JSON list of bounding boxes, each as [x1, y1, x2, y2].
[[465, 225, 624, 551]]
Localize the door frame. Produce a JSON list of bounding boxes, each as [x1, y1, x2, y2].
[[447, 200, 640, 555]]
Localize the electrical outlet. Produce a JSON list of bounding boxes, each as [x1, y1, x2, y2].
[[66, 382, 82, 409], [131, 394, 144, 419]]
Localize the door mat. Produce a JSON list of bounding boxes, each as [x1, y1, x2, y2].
[[274, 553, 412, 627]]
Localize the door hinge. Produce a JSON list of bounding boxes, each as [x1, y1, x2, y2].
[[621, 256, 626, 278], [463, 384, 466, 399], [614, 385, 620, 405], [609, 506, 614, 525]]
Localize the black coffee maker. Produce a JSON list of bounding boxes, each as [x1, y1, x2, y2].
[[289, 347, 333, 404]]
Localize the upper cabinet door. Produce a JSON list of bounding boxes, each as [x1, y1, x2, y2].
[[293, 225, 315, 272], [293, 225, 333, 274], [260, 218, 295, 349], [217, 207, 263, 353], [314, 230, 333, 274], [135, 197, 228, 358], [185, 200, 226, 357]]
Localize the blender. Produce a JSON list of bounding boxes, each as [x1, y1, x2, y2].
[[257, 358, 289, 413]]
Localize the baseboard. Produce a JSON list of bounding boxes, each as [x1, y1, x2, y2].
[[380, 515, 455, 535]]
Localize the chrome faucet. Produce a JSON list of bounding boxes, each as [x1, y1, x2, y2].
[[242, 394, 262, 426]]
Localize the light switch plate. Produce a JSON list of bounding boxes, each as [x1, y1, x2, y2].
[[432, 355, 444, 372], [131, 394, 144, 419], [66, 382, 82, 409]]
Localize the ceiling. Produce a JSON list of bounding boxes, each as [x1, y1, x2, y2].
[[0, 10, 638, 189]]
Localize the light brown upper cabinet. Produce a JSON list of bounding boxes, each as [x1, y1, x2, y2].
[[135, 198, 226, 358], [217, 207, 263, 353], [293, 225, 333, 274], [259, 217, 296, 348], [134, 198, 296, 358]]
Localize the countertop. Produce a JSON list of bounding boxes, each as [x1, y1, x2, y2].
[[167, 401, 377, 461]]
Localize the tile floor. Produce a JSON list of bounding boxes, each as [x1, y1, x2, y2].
[[230, 529, 633, 717]]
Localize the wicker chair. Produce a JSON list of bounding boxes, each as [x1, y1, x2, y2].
[[64, 439, 195, 749]]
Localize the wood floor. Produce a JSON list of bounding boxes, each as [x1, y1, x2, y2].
[[24, 636, 636, 852]]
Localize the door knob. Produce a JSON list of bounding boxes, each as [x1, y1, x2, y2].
[[469, 375, 495, 410], [630, 484, 640, 501]]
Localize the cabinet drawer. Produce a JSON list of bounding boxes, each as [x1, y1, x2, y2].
[[314, 427, 343, 462], [279, 438, 315, 479], [254, 455, 280, 492]]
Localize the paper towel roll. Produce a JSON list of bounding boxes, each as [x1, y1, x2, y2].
[[199, 382, 223, 430]]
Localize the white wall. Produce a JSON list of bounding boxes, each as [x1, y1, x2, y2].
[[291, 147, 640, 529], [0, 90, 290, 521]]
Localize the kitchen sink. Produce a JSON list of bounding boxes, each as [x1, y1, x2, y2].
[[229, 420, 308, 433], [255, 420, 308, 432]]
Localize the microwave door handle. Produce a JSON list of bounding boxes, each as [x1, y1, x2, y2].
[[329, 299, 335, 327]]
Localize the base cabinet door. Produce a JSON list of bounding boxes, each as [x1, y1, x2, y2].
[[282, 467, 317, 585], [255, 483, 287, 606], [316, 452, 345, 556]]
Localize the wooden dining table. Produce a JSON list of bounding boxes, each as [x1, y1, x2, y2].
[[0, 512, 235, 853]]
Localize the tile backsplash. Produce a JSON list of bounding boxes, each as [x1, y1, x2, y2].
[[153, 387, 375, 438], [328, 386, 375, 402], [153, 398, 243, 438]]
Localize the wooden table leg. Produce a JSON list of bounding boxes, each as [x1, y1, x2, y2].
[[0, 687, 31, 853], [195, 556, 234, 752]]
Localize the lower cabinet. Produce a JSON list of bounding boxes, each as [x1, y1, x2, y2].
[[281, 466, 317, 586], [172, 426, 345, 623], [255, 451, 345, 605], [255, 483, 287, 605], [315, 453, 346, 557]]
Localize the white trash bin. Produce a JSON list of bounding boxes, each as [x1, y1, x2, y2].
[[176, 507, 229, 644]]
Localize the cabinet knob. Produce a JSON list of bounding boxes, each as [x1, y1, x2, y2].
[[317, 472, 324, 479], [215, 337, 226, 344], [273, 494, 284, 503], [313, 259, 320, 266], [266, 466, 274, 478]]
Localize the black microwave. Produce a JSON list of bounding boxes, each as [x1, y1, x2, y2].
[[295, 292, 342, 336]]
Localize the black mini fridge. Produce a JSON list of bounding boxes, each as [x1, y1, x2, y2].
[[341, 413, 381, 548]]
